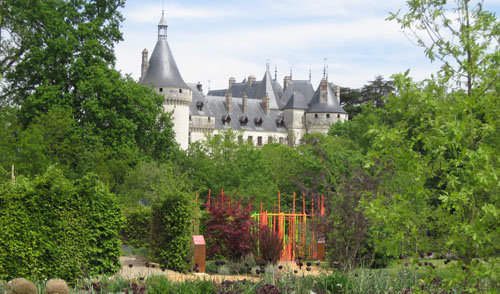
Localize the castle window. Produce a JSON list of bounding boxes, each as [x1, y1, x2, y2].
[[238, 136, 243, 144], [337, 114, 340, 118], [279, 137, 284, 145], [189, 115, 192, 121], [196, 101, 204, 111], [239, 116, 249, 126], [254, 117, 263, 127], [159, 88, 163, 92], [268, 137, 274, 144], [179, 89, 183, 93], [257, 136, 263, 146], [315, 114, 318, 118], [326, 114, 330, 118], [222, 115, 231, 126], [248, 136, 253, 145]]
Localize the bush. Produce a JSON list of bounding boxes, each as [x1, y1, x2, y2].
[[6, 278, 38, 294], [253, 225, 282, 265], [150, 188, 194, 272], [205, 194, 255, 261], [121, 206, 151, 248], [45, 279, 69, 294], [0, 167, 121, 282]]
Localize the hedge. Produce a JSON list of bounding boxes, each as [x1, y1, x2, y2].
[[0, 167, 121, 282]]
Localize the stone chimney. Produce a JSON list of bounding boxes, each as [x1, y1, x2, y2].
[[242, 93, 248, 113], [335, 85, 340, 104], [283, 76, 291, 90], [248, 75, 256, 86], [262, 93, 270, 115], [229, 77, 236, 89], [320, 78, 328, 104], [141, 49, 149, 79], [225, 91, 232, 112]]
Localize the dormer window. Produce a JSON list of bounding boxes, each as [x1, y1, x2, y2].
[[254, 117, 263, 127], [239, 116, 249, 126], [196, 101, 204, 111], [276, 118, 285, 127], [222, 114, 231, 126]]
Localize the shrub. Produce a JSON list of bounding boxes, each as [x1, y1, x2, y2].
[[0, 168, 121, 282], [121, 206, 152, 248], [205, 194, 255, 261], [45, 279, 69, 294], [150, 188, 194, 272], [7, 278, 38, 294], [253, 225, 282, 264]]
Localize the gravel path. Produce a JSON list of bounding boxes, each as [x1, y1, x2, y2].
[[118, 256, 328, 282]]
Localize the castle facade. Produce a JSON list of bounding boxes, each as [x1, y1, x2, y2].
[[140, 13, 348, 149]]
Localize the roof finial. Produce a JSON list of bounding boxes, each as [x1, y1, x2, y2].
[[290, 67, 293, 80], [323, 58, 327, 79], [309, 67, 312, 82], [274, 66, 278, 81], [158, 8, 168, 40]]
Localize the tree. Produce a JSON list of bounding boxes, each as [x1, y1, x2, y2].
[[0, 0, 177, 187], [361, 0, 500, 289]]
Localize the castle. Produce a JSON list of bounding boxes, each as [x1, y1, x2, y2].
[[140, 12, 348, 150]]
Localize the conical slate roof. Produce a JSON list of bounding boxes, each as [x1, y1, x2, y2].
[[140, 15, 188, 89], [308, 79, 346, 113], [256, 68, 283, 110], [284, 91, 308, 110]]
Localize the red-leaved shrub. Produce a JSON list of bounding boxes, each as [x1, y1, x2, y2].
[[205, 194, 255, 261]]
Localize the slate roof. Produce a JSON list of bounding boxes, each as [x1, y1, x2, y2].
[[308, 81, 347, 114], [204, 96, 285, 132], [188, 83, 211, 117], [255, 69, 284, 110], [208, 81, 262, 98], [284, 91, 309, 110], [140, 39, 189, 89], [281, 80, 315, 105]]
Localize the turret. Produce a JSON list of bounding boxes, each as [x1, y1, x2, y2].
[[141, 49, 149, 79]]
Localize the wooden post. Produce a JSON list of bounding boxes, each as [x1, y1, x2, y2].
[[192, 235, 206, 273], [317, 238, 326, 261]]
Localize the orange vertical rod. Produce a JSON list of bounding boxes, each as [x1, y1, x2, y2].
[[260, 202, 263, 215], [293, 192, 296, 214], [318, 194, 321, 212], [273, 206, 276, 233], [312, 195, 314, 216], [195, 192, 198, 204], [207, 189, 211, 206], [321, 195, 325, 216], [302, 193, 306, 216], [278, 190, 281, 215]]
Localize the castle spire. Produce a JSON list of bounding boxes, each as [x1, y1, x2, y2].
[[158, 10, 168, 40]]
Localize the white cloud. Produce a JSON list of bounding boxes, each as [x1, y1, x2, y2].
[[125, 3, 238, 23]]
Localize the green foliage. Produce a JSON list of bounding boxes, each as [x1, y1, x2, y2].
[[150, 188, 194, 272], [0, 167, 121, 282], [117, 161, 191, 210], [0, 0, 177, 191], [121, 206, 151, 249]]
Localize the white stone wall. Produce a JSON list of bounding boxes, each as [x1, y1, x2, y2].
[[213, 129, 288, 147], [161, 87, 192, 150], [189, 115, 215, 144], [305, 112, 347, 134]]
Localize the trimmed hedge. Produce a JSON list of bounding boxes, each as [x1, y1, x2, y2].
[[150, 189, 194, 272], [0, 167, 121, 282], [121, 206, 151, 248]]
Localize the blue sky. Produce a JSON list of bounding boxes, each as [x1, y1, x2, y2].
[[114, 0, 500, 91]]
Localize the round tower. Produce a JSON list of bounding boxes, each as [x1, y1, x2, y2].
[[140, 11, 192, 150]]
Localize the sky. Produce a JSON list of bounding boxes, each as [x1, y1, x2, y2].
[[114, 0, 500, 91]]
